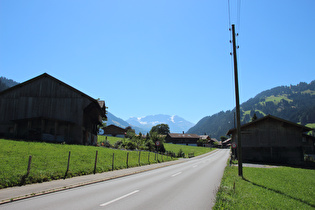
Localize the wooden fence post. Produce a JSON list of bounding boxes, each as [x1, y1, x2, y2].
[[138, 151, 141, 166], [26, 155, 32, 177], [126, 152, 129, 168], [112, 153, 115, 171], [148, 152, 150, 165], [94, 150, 98, 174], [64, 151, 71, 179]]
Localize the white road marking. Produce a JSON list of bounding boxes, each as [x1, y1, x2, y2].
[[171, 172, 182, 177], [100, 190, 140, 207]]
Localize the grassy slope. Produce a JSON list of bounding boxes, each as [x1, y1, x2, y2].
[[164, 143, 214, 157], [214, 165, 315, 209], [306, 123, 315, 129], [264, 94, 293, 104], [97, 135, 124, 145]]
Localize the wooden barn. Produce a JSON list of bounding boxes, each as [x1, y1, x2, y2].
[[0, 73, 106, 145], [227, 115, 313, 165], [165, 133, 200, 146], [103, 125, 127, 137]]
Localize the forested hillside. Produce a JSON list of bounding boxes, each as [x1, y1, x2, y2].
[[187, 81, 315, 138], [0, 77, 19, 92]]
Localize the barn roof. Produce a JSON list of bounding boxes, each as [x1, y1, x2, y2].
[[226, 114, 312, 135], [222, 138, 232, 144], [199, 135, 210, 140], [0, 73, 106, 117], [105, 125, 127, 130], [168, 133, 200, 139]]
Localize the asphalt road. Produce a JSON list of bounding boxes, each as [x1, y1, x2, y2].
[[2, 149, 230, 210]]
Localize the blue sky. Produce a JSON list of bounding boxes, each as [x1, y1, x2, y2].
[[1, 0, 314, 124]]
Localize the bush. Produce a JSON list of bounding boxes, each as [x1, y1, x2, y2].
[[177, 149, 185, 158], [100, 140, 111, 148], [145, 140, 155, 151], [165, 151, 176, 157], [158, 143, 166, 154], [126, 141, 137, 150], [114, 140, 123, 149]]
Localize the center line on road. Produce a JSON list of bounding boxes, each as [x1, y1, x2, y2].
[[100, 190, 140, 207], [171, 172, 182, 177]]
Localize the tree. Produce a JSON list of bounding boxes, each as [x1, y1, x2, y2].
[[125, 127, 136, 139], [197, 138, 207, 147], [220, 136, 228, 141], [146, 132, 150, 140], [150, 124, 170, 135], [150, 132, 165, 143], [145, 140, 155, 151], [251, 113, 258, 122], [97, 118, 107, 134]]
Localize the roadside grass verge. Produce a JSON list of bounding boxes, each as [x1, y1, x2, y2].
[[0, 139, 172, 189], [214, 165, 315, 209]]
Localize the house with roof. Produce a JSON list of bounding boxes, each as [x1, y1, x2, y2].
[[165, 132, 200, 146], [0, 73, 106, 145], [226, 115, 313, 165], [208, 138, 222, 147], [103, 125, 128, 137], [222, 138, 232, 148]]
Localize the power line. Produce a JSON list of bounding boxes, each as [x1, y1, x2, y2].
[[237, 0, 241, 33], [228, 0, 232, 27]]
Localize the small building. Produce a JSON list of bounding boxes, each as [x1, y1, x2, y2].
[[303, 134, 315, 154], [227, 115, 313, 165], [165, 133, 200, 146], [0, 73, 106, 145], [208, 138, 222, 147], [222, 138, 232, 148], [199, 135, 211, 147], [199, 135, 211, 141], [103, 125, 127, 137]]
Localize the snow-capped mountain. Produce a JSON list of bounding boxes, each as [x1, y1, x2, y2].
[[126, 114, 195, 133], [105, 112, 147, 134]]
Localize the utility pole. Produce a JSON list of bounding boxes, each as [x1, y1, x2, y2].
[[231, 24, 243, 177]]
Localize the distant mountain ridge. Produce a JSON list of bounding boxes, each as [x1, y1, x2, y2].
[[126, 114, 195, 133], [187, 81, 315, 139], [106, 112, 147, 134]]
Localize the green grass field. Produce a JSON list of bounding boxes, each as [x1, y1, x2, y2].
[[214, 165, 315, 209], [0, 139, 173, 189], [0, 138, 214, 189]]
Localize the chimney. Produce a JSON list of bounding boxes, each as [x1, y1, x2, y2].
[[182, 131, 184, 134]]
